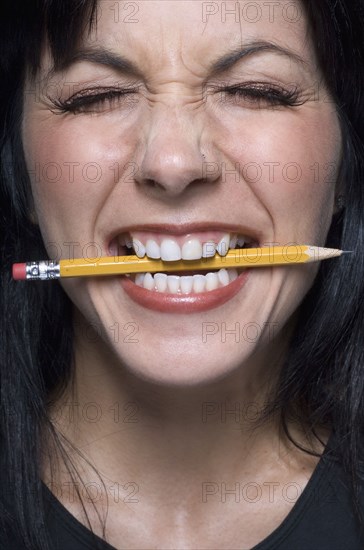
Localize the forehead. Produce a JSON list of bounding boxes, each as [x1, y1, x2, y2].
[[76, 0, 312, 73]]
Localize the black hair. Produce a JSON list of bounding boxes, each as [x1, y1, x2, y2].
[[1, 1, 364, 549], [0, 3, 99, 549], [272, 0, 364, 520]]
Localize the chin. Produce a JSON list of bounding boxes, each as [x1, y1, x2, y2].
[[106, 337, 261, 388]]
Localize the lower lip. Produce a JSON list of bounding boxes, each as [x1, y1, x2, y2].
[[120, 270, 250, 313]]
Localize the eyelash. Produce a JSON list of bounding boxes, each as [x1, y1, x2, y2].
[[216, 82, 303, 107], [49, 87, 139, 114], [49, 82, 303, 115]]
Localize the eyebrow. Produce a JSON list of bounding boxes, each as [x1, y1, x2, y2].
[[46, 40, 307, 81], [209, 41, 308, 75], [46, 48, 144, 81]]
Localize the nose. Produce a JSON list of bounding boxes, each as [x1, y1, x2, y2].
[[134, 106, 220, 198]]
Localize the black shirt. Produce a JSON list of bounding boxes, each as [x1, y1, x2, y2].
[[1, 439, 364, 549]]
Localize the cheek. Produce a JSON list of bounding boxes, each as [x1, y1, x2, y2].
[[22, 114, 134, 251], [215, 105, 342, 243]]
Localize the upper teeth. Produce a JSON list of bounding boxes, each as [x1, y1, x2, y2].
[[120, 233, 251, 261]]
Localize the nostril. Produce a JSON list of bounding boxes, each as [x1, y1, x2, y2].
[[145, 179, 163, 190]]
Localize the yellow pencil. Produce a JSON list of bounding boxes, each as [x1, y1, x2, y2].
[[12, 246, 349, 281]]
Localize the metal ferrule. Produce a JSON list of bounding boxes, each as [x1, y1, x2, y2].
[[25, 261, 60, 280]]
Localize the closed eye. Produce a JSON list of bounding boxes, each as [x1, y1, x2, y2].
[[48, 86, 140, 114], [214, 82, 304, 108]]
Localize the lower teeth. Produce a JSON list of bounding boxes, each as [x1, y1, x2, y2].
[[131, 268, 240, 294]]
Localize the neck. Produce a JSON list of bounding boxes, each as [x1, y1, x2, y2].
[[44, 311, 324, 513]]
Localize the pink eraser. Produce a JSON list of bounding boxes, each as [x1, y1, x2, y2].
[[12, 263, 26, 280]]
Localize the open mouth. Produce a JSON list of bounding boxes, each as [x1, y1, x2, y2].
[[108, 230, 259, 295]]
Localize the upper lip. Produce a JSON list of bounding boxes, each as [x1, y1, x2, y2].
[[105, 222, 263, 248]]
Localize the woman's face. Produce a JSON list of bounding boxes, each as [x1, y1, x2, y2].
[[22, 0, 341, 385]]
